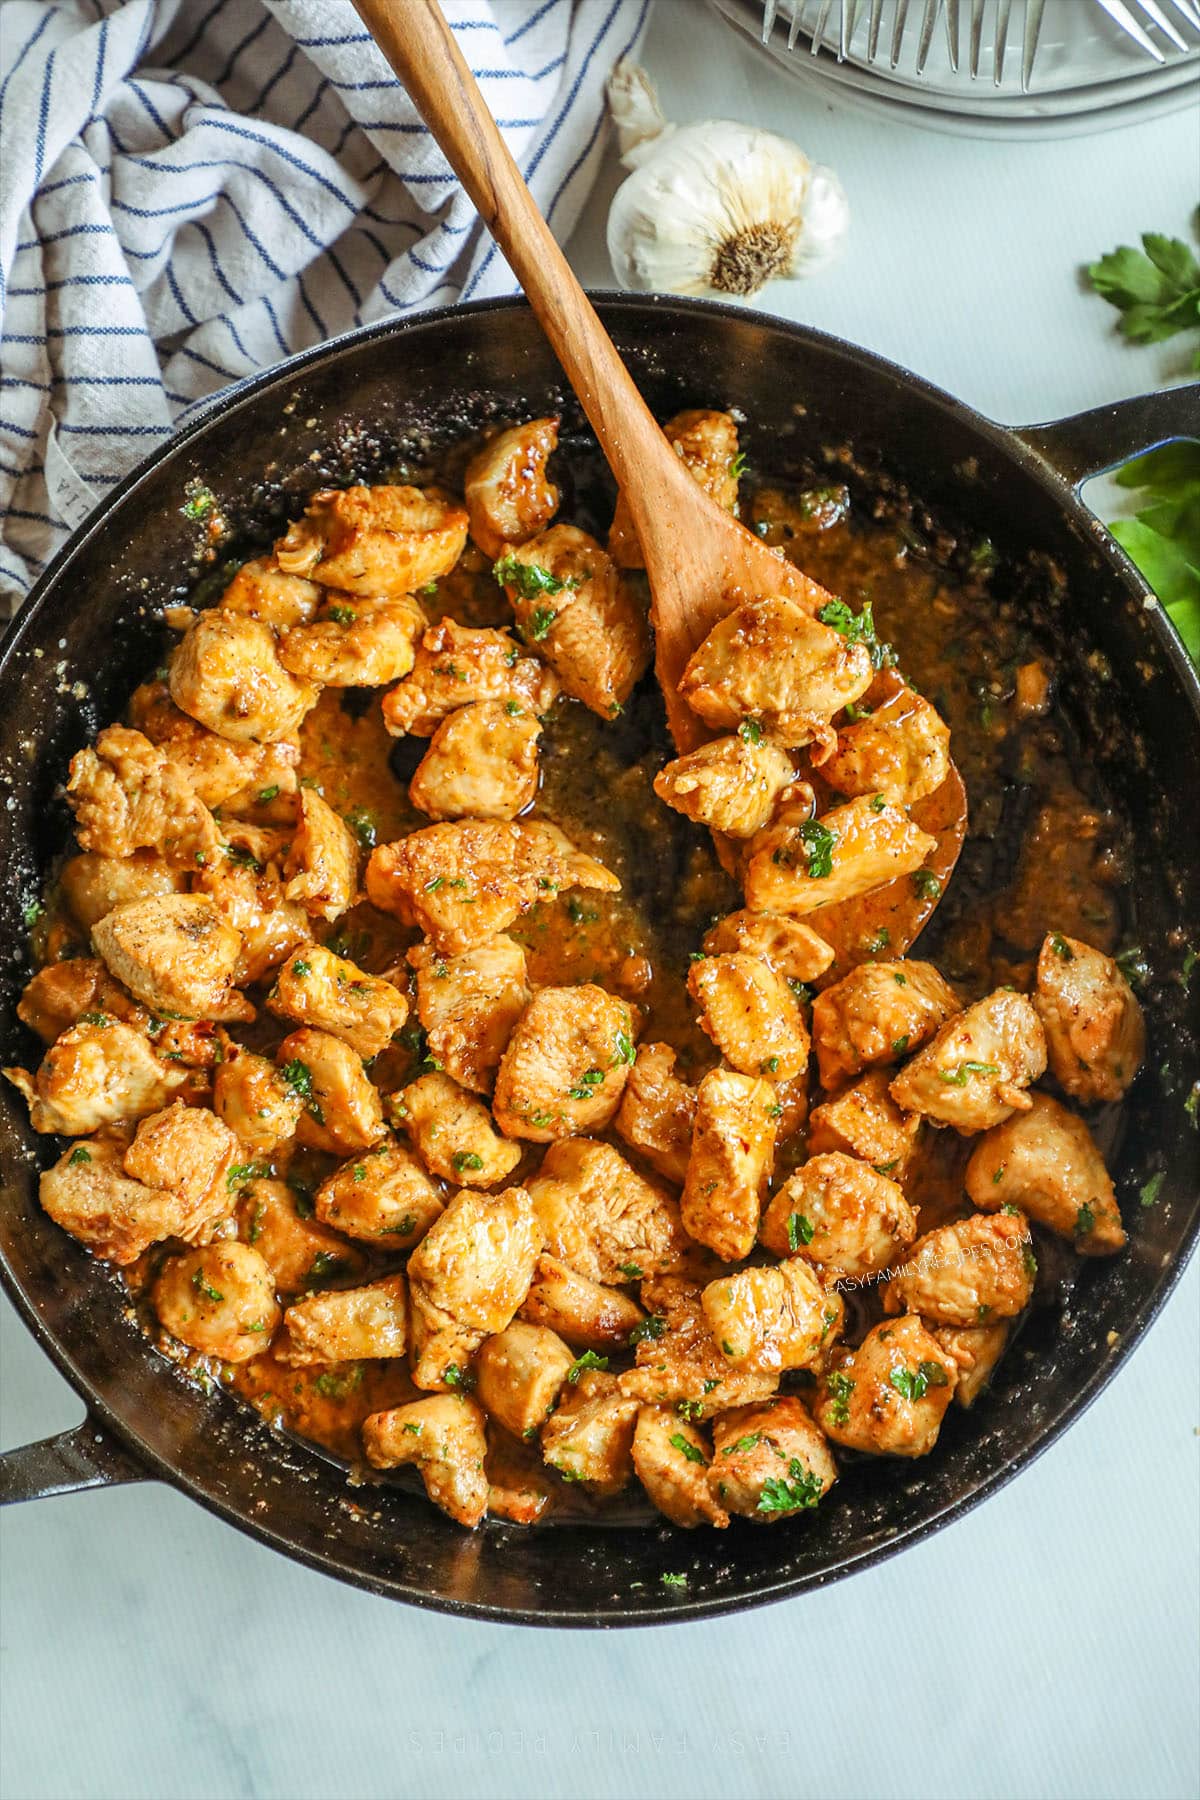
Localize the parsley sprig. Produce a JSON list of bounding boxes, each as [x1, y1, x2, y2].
[[1086, 217, 1200, 367]]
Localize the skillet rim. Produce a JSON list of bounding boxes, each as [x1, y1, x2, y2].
[[1, 293, 1197, 1628]]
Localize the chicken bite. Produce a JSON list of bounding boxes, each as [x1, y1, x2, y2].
[[66, 725, 219, 869], [390, 1070, 522, 1187], [807, 1069, 923, 1179], [268, 945, 408, 1060], [822, 684, 951, 805], [527, 1138, 689, 1286], [169, 611, 318, 744], [496, 524, 650, 720], [464, 416, 560, 559], [123, 1102, 240, 1221], [474, 1320, 576, 1441], [212, 554, 321, 629], [362, 1395, 489, 1529], [680, 1068, 777, 1262], [745, 796, 936, 917], [678, 595, 873, 751], [709, 1397, 837, 1520], [617, 1275, 779, 1419], [760, 1152, 917, 1279], [275, 484, 468, 596], [539, 1368, 638, 1495], [613, 1041, 696, 1187], [411, 934, 531, 1095], [701, 1258, 842, 1374], [703, 909, 835, 984], [39, 1136, 210, 1265], [60, 850, 188, 934], [486, 1431, 557, 1525], [882, 1210, 1036, 1326], [609, 409, 739, 568], [408, 699, 541, 821], [314, 1139, 444, 1246], [813, 1313, 957, 1457], [153, 1242, 281, 1362], [277, 1274, 409, 1365], [688, 953, 810, 1081], [965, 1092, 1125, 1255], [128, 679, 301, 811], [889, 990, 1047, 1133], [193, 855, 310, 987], [408, 1185, 542, 1341], [92, 894, 253, 1023], [1034, 932, 1145, 1104], [213, 1043, 305, 1153], [238, 1178, 366, 1295], [492, 984, 637, 1143], [365, 819, 618, 955], [933, 1321, 1010, 1409], [282, 788, 360, 923], [632, 1406, 730, 1529], [653, 732, 796, 838], [812, 959, 960, 1090], [519, 1254, 646, 1350], [277, 595, 426, 687], [381, 619, 560, 738], [276, 1028, 385, 1154], [4, 1018, 189, 1135]]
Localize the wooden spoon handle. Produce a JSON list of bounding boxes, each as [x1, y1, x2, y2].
[[350, 0, 690, 514]]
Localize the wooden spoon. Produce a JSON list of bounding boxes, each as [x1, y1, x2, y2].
[[350, 0, 966, 958]]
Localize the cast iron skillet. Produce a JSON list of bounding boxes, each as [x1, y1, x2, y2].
[[1, 297, 1197, 1628]]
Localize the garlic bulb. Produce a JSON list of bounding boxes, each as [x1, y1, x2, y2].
[[605, 61, 848, 302]]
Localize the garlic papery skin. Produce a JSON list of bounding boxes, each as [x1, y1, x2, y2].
[[605, 67, 849, 303]]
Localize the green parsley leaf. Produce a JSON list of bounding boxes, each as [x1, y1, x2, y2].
[[889, 1360, 949, 1402], [676, 1398, 704, 1421], [344, 806, 377, 850], [451, 1151, 484, 1173], [722, 1432, 762, 1456], [1075, 1201, 1097, 1237], [728, 450, 747, 481], [1087, 225, 1200, 360], [757, 1459, 824, 1514], [892, 1034, 910, 1056], [443, 1362, 476, 1392], [403, 1421, 423, 1436], [669, 1433, 706, 1466], [797, 819, 836, 879], [628, 1314, 666, 1347], [528, 605, 557, 641], [328, 605, 357, 626], [912, 869, 941, 900], [191, 1268, 224, 1304], [825, 1370, 855, 1425], [940, 1060, 1000, 1086], [493, 553, 575, 602], [618, 1262, 643, 1279], [611, 1029, 636, 1067], [660, 1572, 688, 1590], [68, 1146, 92, 1166], [227, 1161, 268, 1192], [567, 1351, 609, 1383], [1139, 1171, 1166, 1208], [23, 899, 43, 928], [787, 1212, 815, 1251], [182, 486, 215, 520], [291, 959, 311, 978], [816, 597, 897, 670], [257, 784, 280, 804], [1049, 932, 1074, 961], [1108, 438, 1200, 665], [738, 717, 764, 745]]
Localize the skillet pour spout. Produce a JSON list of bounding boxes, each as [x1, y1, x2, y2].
[[1, 298, 1196, 1627]]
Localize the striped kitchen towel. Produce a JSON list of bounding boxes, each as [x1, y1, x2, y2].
[[0, 0, 649, 612]]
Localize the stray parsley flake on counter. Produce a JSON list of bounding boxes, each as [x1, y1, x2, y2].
[[1086, 218, 1200, 367]]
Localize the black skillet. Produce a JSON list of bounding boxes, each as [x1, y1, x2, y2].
[[1, 297, 1198, 1627]]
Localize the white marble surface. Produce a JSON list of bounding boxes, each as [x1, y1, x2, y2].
[[2, 6, 1198, 1798]]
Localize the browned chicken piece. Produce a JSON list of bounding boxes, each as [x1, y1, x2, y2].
[[613, 1041, 696, 1187], [92, 894, 253, 1023], [390, 1070, 522, 1187], [277, 1027, 385, 1154], [17, 960, 125, 1044], [709, 1397, 838, 1520], [314, 1138, 444, 1246], [688, 953, 810, 1082], [213, 1044, 305, 1152], [760, 1152, 917, 1278], [60, 850, 188, 933], [408, 1284, 493, 1393], [539, 1368, 638, 1495], [237, 1177, 366, 1295], [128, 679, 301, 811], [618, 1274, 779, 1418], [40, 1135, 213, 1264], [609, 409, 739, 568], [883, 1209, 1036, 1326], [678, 596, 873, 752], [933, 1321, 1010, 1409], [822, 685, 951, 805], [66, 725, 220, 869], [282, 788, 360, 923], [216, 555, 324, 628], [408, 699, 542, 820], [362, 1395, 490, 1529], [169, 611, 318, 744], [464, 416, 560, 559], [411, 933, 531, 1095], [631, 1406, 730, 1528], [701, 1259, 843, 1374], [497, 525, 650, 720], [4, 1018, 189, 1135], [492, 984, 638, 1143], [409, 1185, 542, 1341], [365, 819, 619, 956], [807, 1069, 923, 1179], [381, 618, 560, 738], [813, 1313, 958, 1457], [474, 1320, 576, 1440], [889, 990, 1047, 1134], [653, 732, 796, 838], [812, 959, 960, 1090], [486, 1431, 557, 1525], [275, 484, 468, 596], [268, 945, 408, 1060], [527, 1138, 689, 1285], [520, 1253, 645, 1349], [153, 1242, 280, 1362], [746, 796, 937, 918], [1034, 931, 1145, 1104], [193, 856, 310, 987], [681, 1068, 777, 1262], [277, 595, 427, 687], [123, 1099, 239, 1216], [703, 909, 835, 983], [965, 1092, 1126, 1256], [277, 1274, 409, 1365]]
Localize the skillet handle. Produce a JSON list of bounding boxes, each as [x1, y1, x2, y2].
[[0, 1418, 146, 1505], [1015, 384, 1200, 487]]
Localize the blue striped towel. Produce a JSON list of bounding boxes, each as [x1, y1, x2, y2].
[[0, 0, 649, 613]]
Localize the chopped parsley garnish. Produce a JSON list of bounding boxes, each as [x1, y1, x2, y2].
[[567, 1351, 609, 1383], [618, 1262, 643, 1279], [912, 869, 941, 899], [279, 1058, 323, 1123], [825, 1371, 855, 1425], [757, 1459, 823, 1514], [493, 553, 577, 602], [787, 1212, 814, 1250], [1049, 932, 1074, 960], [722, 1433, 762, 1456], [68, 1146, 92, 1166], [889, 1360, 949, 1402], [443, 1363, 476, 1392], [611, 1029, 636, 1067], [257, 784, 280, 804], [676, 1398, 704, 1421], [222, 843, 262, 871], [402, 1421, 423, 1436], [669, 1433, 706, 1466], [940, 1061, 999, 1086], [729, 451, 747, 481], [291, 959, 311, 978], [78, 1012, 112, 1027], [452, 1151, 484, 1173], [1139, 1171, 1166, 1208], [227, 1162, 268, 1192], [567, 1067, 606, 1100], [504, 700, 522, 716], [816, 597, 896, 670], [566, 896, 599, 926], [738, 717, 764, 745], [866, 926, 890, 955], [191, 1269, 224, 1304], [527, 605, 557, 641], [23, 899, 43, 928], [344, 807, 377, 850], [1116, 945, 1151, 987], [182, 486, 215, 520], [869, 793, 887, 813], [761, 1055, 780, 1074], [328, 605, 357, 626], [1075, 1201, 1097, 1237], [628, 1315, 666, 1347], [423, 876, 444, 891], [660, 1572, 688, 1590], [892, 1035, 910, 1056], [797, 819, 836, 880], [788, 978, 813, 1005]]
